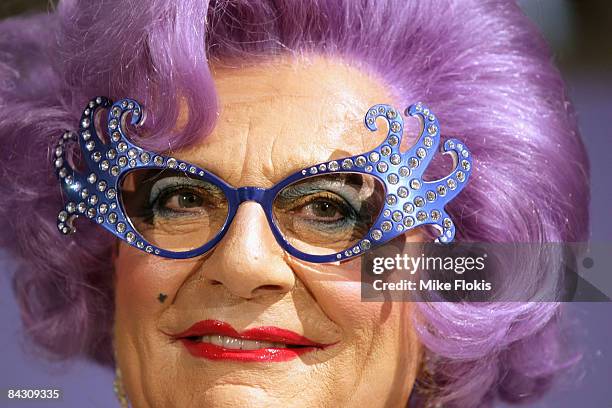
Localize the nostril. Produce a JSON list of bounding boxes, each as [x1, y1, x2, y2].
[[256, 284, 285, 292]]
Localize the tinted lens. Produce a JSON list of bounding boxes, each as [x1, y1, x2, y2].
[[272, 173, 385, 256], [120, 169, 229, 252]]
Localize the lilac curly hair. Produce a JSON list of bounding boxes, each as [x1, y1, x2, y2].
[[0, 1, 589, 407]]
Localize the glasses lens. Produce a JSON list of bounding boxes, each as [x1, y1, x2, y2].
[[120, 169, 229, 252], [272, 172, 385, 256]]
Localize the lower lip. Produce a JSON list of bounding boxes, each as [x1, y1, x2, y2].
[[180, 340, 317, 362]]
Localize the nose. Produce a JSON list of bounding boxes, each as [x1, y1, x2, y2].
[[202, 202, 295, 299]]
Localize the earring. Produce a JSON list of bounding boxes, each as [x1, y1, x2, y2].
[[113, 365, 129, 408]]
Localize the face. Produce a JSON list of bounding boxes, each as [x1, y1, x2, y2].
[[113, 56, 422, 408]]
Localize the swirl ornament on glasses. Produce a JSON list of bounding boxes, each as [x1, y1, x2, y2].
[[53, 97, 472, 263]]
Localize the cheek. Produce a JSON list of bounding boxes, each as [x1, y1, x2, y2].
[[114, 243, 193, 326]]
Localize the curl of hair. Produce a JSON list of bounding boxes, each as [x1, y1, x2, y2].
[[0, 1, 589, 407]]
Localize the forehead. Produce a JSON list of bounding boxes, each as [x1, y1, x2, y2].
[[176, 56, 397, 187]]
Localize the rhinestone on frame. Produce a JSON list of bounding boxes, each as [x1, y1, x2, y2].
[[100, 160, 110, 171], [58, 211, 68, 222], [59, 168, 68, 178], [381, 221, 392, 232], [387, 173, 399, 184], [145, 246, 154, 253], [140, 152, 150, 164], [397, 186, 408, 198], [403, 202, 414, 213], [88, 173, 97, 184], [318, 164, 326, 172], [403, 216, 415, 227], [126, 232, 136, 243], [86, 207, 96, 218], [136, 241, 145, 249], [99, 203, 109, 215], [365, 165, 373, 172], [383, 209, 391, 217], [410, 179, 421, 190], [355, 156, 366, 167], [128, 148, 138, 159], [107, 149, 117, 160], [66, 202, 76, 213], [447, 179, 457, 190], [392, 211, 403, 222], [91, 152, 102, 162], [117, 142, 127, 153], [80, 189, 89, 199], [381, 146, 391, 156], [427, 124, 437, 135], [386, 194, 397, 205], [457, 171, 466, 182], [386, 109, 397, 119], [167, 158, 177, 168], [391, 122, 401, 132], [424, 137, 433, 148], [109, 119, 118, 130], [110, 166, 119, 176], [77, 202, 86, 213], [461, 160, 470, 171], [431, 210, 441, 221], [190, 166, 197, 174], [388, 135, 399, 146], [437, 185, 447, 196], [116, 222, 126, 233], [88, 195, 98, 205], [376, 162, 388, 173], [399, 166, 410, 177], [97, 180, 107, 192], [106, 189, 116, 199], [81, 118, 90, 128], [416, 148, 426, 159], [360, 239, 371, 250], [426, 190, 436, 201], [54, 158, 63, 168], [341, 158, 353, 169], [328, 161, 339, 171], [416, 211, 427, 221], [111, 131, 121, 142], [443, 218, 453, 228], [85, 141, 95, 151], [118, 156, 128, 167], [82, 130, 91, 141], [309, 166, 318, 175], [369, 152, 380, 163], [108, 212, 117, 224], [96, 216, 104, 224], [179, 163, 187, 171], [390, 154, 401, 165], [409, 157, 419, 168], [371, 229, 383, 241], [414, 196, 425, 207]]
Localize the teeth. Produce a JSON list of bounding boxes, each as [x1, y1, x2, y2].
[[197, 335, 287, 350]]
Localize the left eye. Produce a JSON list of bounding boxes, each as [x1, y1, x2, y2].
[[300, 198, 346, 221], [160, 189, 205, 211]]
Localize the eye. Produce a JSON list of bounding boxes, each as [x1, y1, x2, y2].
[[288, 192, 352, 223], [157, 188, 208, 212]]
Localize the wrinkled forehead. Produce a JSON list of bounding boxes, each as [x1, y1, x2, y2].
[[174, 56, 400, 187]]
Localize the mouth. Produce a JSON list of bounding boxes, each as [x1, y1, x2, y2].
[[170, 319, 333, 362]]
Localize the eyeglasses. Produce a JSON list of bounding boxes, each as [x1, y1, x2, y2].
[[53, 97, 471, 263]]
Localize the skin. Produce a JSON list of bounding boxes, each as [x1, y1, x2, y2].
[[113, 56, 423, 408]]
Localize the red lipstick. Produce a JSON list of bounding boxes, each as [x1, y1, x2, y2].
[[171, 320, 330, 362]]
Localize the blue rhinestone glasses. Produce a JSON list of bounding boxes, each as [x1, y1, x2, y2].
[[53, 97, 472, 263]]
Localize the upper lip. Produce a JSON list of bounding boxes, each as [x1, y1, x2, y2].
[[169, 319, 329, 347]]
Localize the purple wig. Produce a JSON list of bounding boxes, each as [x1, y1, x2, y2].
[[0, 1, 589, 407]]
